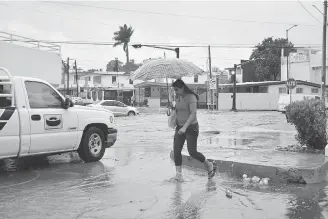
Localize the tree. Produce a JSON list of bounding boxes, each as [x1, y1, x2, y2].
[[106, 59, 123, 72], [113, 24, 134, 68], [250, 37, 295, 81]]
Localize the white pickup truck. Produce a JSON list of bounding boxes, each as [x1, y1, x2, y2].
[[0, 67, 117, 162]]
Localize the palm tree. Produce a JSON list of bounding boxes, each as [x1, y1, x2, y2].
[[113, 24, 134, 67]]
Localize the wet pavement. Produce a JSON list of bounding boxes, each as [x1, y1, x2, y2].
[[1, 110, 328, 218]]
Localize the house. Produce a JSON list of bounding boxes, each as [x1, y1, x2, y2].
[[133, 72, 209, 108], [208, 80, 322, 111], [58, 70, 135, 105]]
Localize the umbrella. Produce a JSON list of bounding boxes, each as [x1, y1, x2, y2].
[[131, 58, 204, 107], [130, 58, 204, 81]]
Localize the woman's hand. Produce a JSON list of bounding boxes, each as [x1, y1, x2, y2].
[[178, 127, 187, 135]]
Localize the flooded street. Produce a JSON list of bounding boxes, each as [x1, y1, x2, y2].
[[1, 111, 328, 219]]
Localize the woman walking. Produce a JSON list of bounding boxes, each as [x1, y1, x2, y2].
[[171, 79, 215, 181]]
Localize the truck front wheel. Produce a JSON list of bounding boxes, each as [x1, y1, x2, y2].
[[78, 127, 106, 162]]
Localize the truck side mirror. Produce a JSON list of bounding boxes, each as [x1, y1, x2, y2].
[[62, 97, 74, 109]]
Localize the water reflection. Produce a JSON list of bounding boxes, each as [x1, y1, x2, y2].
[[286, 184, 328, 219], [0, 154, 114, 192], [171, 182, 184, 219], [167, 180, 217, 219], [203, 129, 296, 151], [0, 156, 51, 173]]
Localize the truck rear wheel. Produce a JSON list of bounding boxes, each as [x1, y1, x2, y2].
[[78, 127, 106, 162]]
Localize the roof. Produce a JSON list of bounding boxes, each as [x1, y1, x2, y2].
[[212, 80, 322, 88], [134, 81, 208, 88], [134, 80, 323, 89], [75, 71, 130, 77]]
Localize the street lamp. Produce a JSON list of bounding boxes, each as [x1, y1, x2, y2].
[[286, 24, 298, 94], [132, 44, 180, 58]]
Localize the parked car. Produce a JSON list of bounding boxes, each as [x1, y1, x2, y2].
[[88, 100, 139, 117], [278, 93, 328, 113], [0, 68, 117, 162], [70, 96, 83, 104]]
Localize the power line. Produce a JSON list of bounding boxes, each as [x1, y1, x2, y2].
[[297, 0, 322, 23], [1, 39, 322, 49], [0, 2, 114, 27], [42, 1, 319, 27]]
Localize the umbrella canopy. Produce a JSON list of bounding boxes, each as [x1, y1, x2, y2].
[[131, 58, 204, 81]]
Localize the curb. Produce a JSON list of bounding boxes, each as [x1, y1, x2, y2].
[[169, 150, 328, 184]]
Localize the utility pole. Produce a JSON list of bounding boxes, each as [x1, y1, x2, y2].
[[286, 32, 290, 95], [216, 74, 219, 111], [115, 58, 119, 88], [208, 45, 213, 110], [66, 57, 70, 96], [321, 0, 327, 106], [286, 24, 298, 94], [74, 60, 79, 97], [231, 64, 237, 111]]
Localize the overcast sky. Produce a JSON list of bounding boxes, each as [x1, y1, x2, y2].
[[0, 0, 324, 70]]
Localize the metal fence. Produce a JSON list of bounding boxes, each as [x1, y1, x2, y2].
[[0, 31, 61, 54]]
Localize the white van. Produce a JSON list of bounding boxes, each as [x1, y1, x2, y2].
[[278, 93, 326, 112]]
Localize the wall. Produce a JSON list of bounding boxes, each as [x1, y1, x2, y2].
[[0, 41, 62, 84], [241, 61, 257, 82], [268, 84, 319, 95], [147, 97, 161, 108], [217, 93, 279, 110], [150, 86, 161, 98], [214, 83, 321, 110], [181, 74, 208, 84]]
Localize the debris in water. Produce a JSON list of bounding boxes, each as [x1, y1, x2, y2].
[[251, 176, 261, 183], [225, 189, 232, 198]]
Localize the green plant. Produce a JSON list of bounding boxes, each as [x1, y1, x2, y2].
[[285, 98, 327, 150]]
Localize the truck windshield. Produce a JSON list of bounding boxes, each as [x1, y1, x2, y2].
[[0, 84, 11, 108]]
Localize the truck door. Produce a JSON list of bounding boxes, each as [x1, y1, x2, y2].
[[24, 80, 79, 154], [0, 82, 20, 159]]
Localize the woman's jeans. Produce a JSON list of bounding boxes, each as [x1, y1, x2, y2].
[[173, 123, 206, 166]]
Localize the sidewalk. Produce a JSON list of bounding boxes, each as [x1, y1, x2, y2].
[[170, 129, 328, 184], [136, 107, 167, 114]]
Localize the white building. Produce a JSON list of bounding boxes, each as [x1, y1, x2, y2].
[[281, 48, 325, 85], [59, 70, 134, 104]]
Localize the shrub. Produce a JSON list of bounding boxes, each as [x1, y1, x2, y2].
[[285, 98, 327, 150]]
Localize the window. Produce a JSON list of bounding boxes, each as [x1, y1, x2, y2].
[[312, 88, 319, 94], [25, 81, 63, 108], [115, 101, 125, 107], [129, 79, 133, 84], [296, 88, 303, 93], [194, 75, 199, 83], [279, 87, 287, 94], [0, 84, 12, 108], [112, 76, 117, 83], [93, 76, 101, 84], [259, 86, 268, 93], [101, 101, 114, 106]]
